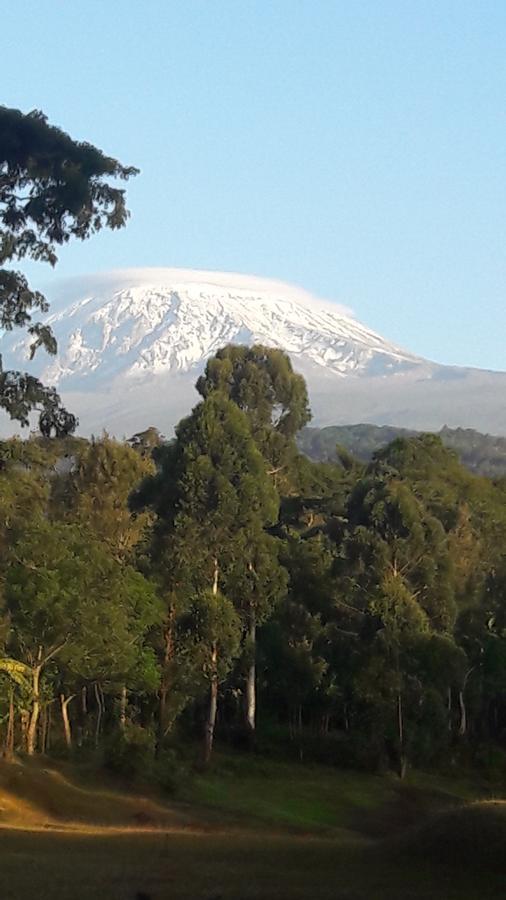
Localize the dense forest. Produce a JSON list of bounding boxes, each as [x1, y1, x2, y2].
[[298, 423, 506, 478], [1, 344, 505, 784]]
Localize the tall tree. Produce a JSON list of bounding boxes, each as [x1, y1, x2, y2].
[[133, 393, 281, 757], [227, 528, 286, 735], [196, 345, 311, 490], [0, 106, 137, 429]]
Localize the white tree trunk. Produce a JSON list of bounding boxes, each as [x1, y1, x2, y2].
[[120, 685, 127, 729], [204, 643, 218, 764], [458, 690, 467, 736], [60, 694, 74, 749], [245, 617, 256, 734], [27, 665, 42, 756], [459, 667, 475, 737]]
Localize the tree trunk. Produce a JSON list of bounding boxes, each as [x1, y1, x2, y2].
[[458, 667, 475, 738], [245, 616, 256, 736], [20, 710, 29, 749], [158, 685, 168, 748], [119, 686, 127, 730], [4, 687, 15, 760], [447, 686, 452, 732], [157, 613, 175, 752], [203, 561, 220, 764], [27, 665, 42, 756], [397, 691, 406, 779], [60, 694, 74, 749], [40, 706, 48, 754], [458, 690, 467, 737], [212, 558, 219, 596], [46, 704, 53, 752], [204, 642, 218, 764], [94, 683, 103, 747]]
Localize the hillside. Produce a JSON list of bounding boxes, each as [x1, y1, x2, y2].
[[0, 758, 503, 900], [297, 423, 506, 478]]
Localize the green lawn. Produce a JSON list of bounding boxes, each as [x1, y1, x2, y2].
[[180, 753, 485, 836]]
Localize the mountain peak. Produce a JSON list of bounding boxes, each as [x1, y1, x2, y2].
[[2, 268, 506, 438], [9, 267, 418, 389]]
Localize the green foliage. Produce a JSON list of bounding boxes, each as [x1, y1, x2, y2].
[[6, 520, 162, 684], [104, 722, 156, 778], [0, 350, 505, 781], [0, 105, 136, 429], [298, 422, 506, 478], [66, 435, 154, 562], [183, 590, 242, 687], [197, 344, 311, 439], [196, 344, 311, 495]]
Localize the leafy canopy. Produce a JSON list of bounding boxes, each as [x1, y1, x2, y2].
[[0, 106, 137, 430]]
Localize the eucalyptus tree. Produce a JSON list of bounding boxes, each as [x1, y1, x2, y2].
[[133, 393, 282, 756], [196, 345, 311, 492], [227, 528, 287, 734]]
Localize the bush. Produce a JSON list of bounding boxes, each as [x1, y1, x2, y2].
[[473, 743, 506, 785], [153, 747, 189, 794], [104, 723, 156, 779]]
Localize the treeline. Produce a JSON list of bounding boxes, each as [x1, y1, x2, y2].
[[298, 423, 506, 479], [1, 345, 506, 780]]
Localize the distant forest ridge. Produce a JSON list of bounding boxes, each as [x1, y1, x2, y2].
[[297, 424, 506, 478]]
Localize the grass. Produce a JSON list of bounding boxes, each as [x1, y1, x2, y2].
[[182, 754, 395, 834], [1, 828, 505, 900], [0, 753, 504, 899], [400, 799, 506, 867], [0, 757, 193, 830], [180, 752, 489, 837]]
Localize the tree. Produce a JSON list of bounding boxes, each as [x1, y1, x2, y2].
[[227, 528, 286, 735], [5, 521, 161, 754], [0, 106, 137, 430], [133, 393, 281, 758], [196, 345, 311, 489], [66, 435, 154, 563], [338, 462, 457, 632], [182, 588, 241, 763]]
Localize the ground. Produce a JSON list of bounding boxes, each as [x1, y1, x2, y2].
[[0, 754, 504, 899]]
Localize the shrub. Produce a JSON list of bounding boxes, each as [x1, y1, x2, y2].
[[104, 723, 156, 779]]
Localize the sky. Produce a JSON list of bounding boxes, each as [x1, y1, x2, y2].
[[3, 0, 506, 370]]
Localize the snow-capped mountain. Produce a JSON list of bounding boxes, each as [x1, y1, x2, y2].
[[2, 268, 506, 437]]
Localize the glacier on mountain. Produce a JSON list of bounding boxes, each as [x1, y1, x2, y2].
[[12, 269, 419, 386], [2, 268, 506, 437]]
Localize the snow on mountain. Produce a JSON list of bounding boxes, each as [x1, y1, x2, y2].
[[2, 268, 506, 437], [9, 268, 420, 386]]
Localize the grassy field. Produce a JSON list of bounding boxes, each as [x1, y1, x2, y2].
[[0, 754, 504, 900]]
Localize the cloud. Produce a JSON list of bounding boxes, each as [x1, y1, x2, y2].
[[44, 267, 355, 319]]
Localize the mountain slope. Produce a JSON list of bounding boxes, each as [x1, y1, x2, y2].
[[298, 424, 506, 478], [2, 268, 506, 437]]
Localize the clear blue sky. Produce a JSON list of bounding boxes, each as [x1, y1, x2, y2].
[[3, 1, 505, 369]]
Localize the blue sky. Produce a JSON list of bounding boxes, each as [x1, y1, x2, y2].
[[3, 1, 505, 369]]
